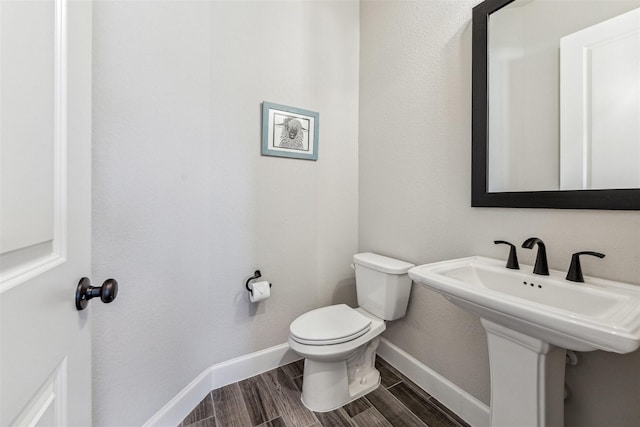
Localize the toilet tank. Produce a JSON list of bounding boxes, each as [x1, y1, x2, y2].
[[353, 253, 415, 321]]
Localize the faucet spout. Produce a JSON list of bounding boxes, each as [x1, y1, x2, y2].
[[522, 237, 549, 275]]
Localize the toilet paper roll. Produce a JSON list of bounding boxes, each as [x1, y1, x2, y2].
[[249, 280, 271, 303]]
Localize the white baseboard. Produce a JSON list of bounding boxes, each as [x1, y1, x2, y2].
[[144, 339, 489, 427], [143, 343, 301, 427], [209, 343, 300, 390], [142, 367, 213, 427], [378, 337, 490, 427]]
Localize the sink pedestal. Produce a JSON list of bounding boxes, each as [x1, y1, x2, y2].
[[482, 320, 566, 427], [410, 257, 640, 426]]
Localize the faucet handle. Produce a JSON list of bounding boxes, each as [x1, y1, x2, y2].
[[565, 251, 605, 283], [494, 240, 519, 269]]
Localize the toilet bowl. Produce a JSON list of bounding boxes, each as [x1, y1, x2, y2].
[[288, 253, 414, 412], [288, 305, 386, 412]]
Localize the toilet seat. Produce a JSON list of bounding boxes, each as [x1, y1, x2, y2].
[[290, 304, 372, 345]]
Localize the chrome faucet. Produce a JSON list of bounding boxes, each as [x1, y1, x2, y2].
[[522, 237, 549, 275]]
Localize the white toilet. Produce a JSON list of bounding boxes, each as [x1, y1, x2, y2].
[[288, 252, 415, 412]]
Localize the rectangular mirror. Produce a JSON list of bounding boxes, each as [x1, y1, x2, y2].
[[472, 0, 640, 209]]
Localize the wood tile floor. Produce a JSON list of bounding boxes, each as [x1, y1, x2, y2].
[[179, 357, 470, 427]]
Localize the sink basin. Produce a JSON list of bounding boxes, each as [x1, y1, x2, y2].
[[409, 256, 640, 353], [409, 256, 640, 426]]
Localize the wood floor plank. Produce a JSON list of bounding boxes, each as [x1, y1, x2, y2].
[[351, 407, 393, 427], [187, 417, 217, 427], [375, 358, 403, 389], [239, 374, 280, 425], [292, 376, 303, 392], [212, 383, 253, 427], [342, 397, 371, 418], [280, 359, 304, 379], [181, 393, 214, 426], [313, 407, 356, 427], [262, 367, 318, 427], [429, 397, 471, 427], [256, 416, 287, 427], [364, 386, 428, 427], [401, 377, 433, 403], [388, 382, 463, 427], [376, 356, 423, 391]]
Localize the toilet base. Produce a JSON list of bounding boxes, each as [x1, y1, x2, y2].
[[300, 360, 380, 412], [300, 338, 381, 412]]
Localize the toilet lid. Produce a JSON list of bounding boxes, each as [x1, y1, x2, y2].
[[290, 304, 372, 345]]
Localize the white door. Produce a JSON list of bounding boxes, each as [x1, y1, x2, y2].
[[560, 8, 640, 190], [1, 0, 94, 425]]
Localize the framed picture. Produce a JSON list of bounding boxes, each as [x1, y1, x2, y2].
[[261, 102, 319, 161]]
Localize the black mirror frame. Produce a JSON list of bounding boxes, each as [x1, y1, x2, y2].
[[471, 0, 640, 210]]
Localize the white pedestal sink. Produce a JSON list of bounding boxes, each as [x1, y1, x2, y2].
[[409, 257, 640, 427]]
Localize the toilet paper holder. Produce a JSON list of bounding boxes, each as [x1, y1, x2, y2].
[[245, 270, 272, 296]]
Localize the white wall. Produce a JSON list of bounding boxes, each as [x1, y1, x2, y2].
[[359, 1, 640, 426], [91, 1, 359, 425]]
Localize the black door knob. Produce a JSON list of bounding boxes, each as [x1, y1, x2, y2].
[[75, 277, 118, 310]]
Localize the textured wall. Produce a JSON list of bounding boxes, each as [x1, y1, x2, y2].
[[359, 1, 640, 426], [92, 1, 359, 425]]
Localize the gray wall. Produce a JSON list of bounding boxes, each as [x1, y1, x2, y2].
[[359, 1, 640, 426], [91, 1, 360, 425]]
